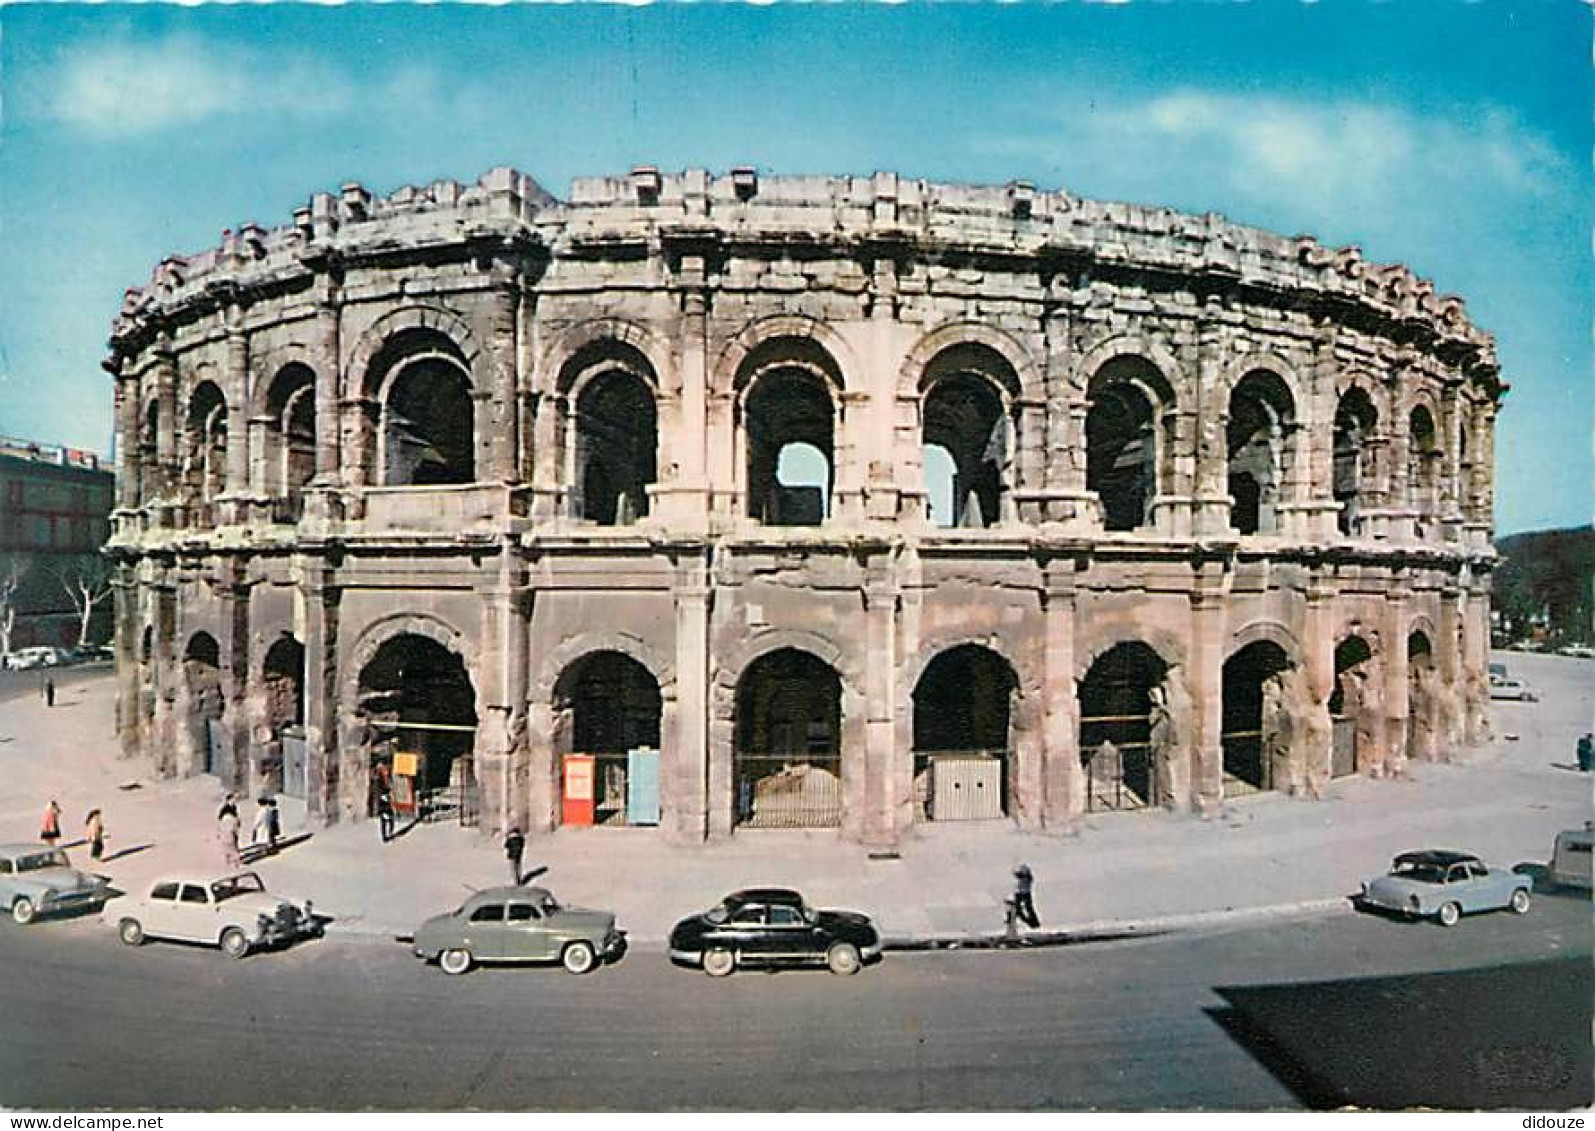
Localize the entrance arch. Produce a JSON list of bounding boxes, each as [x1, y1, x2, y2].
[[1221, 641, 1293, 796], [1078, 641, 1167, 811], [911, 644, 1017, 820], [356, 633, 477, 809], [1329, 635, 1375, 777], [551, 651, 663, 826], [183, 632, 225, 778], [262, 634, 306, 797], [733, 648, 843, 828]]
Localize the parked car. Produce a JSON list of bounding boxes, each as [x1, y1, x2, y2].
[[111, 871, 319, 958], [1560, 644, 1595, 660], [0, 843, 110, 924], [1549, 825, 1594, 891], [1488, 678, 1538, 701], [64, 643, 113, 664], [411, 885, 624, 975], [1358, 850, 1532, 926], [2, 646, 64, 671], [669, 887, 882, 976]]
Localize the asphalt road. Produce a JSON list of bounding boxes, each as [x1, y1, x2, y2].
[[1, 890, 1587, 1110]]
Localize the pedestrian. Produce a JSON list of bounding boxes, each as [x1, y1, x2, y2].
[[40, 799, 62, 847], [265, 796, 282, 849], [1012, 863, 1040, 929], [375, 788, 395, 843], [252, 798, 276, 852], [218, 807, 242, 870], [217, 792, 239, 823], [44, 678, 55, 708], [1578, 733, 1593, 773], [84, 809, 106, 861], [504, 827, 526, 884]]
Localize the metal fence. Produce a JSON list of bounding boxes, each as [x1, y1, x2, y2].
[[734, 752, 842, 828], [1221, 727, 1271, 797], [1079, 711, 1157, 812]]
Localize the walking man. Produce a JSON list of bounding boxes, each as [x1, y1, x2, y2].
[[1012, 863, 1040, 929], [44, 678, 55, 708], [376, 788, 395, 843], [504, 827, 526, 885]]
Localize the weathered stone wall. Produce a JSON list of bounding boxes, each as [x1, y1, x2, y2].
[[105, 166, 1504, 846]]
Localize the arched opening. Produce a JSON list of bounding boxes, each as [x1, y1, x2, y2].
[[381, 358, 474, 486], [921, 374, 1007, 528], [1329, 635, 1374, 777], [1087, 359, 1168, 532], [357, 634, 477, 815], [740, 344, 838, 526], [734, 648, 842, 828], [1228, 371, 1296, 536], [263, 634, 307, 798], [911, 644, 1017, 820], [1409, 405, 1440, 525], [185, 382, 227, 509], [263, 365, 317, 520], [1407, 630, 1436, 761], [1333, 388, 1378, 536], [572, 371, 657, 525], [184, 631, 225, 778], [551, 652, 663, 827], [1078, 641, 1168, 810], [1221, 641, 1293, 795]]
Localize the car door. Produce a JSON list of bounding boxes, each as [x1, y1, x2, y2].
[[1465, 861, 1509, 910], [465, 902, 509, 960], [175, 883, 213, 941], [764, 904, 819, 965], [503, 902, 552, 962], [722, 902, 769, 965], [140, 881, 180, 935]]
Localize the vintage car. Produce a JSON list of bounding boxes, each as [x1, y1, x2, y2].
[[0, 843, 110, 924], [668, 887, 882, 976], [412, 885, 624, 975], [1549, 825, 1594, 890], [112, 872, 319, 958], [1488, 678, 1538, 702], [1359, 850, 1532, 926]]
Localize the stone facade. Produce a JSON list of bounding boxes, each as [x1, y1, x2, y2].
[[104, 166, 1504, 846]]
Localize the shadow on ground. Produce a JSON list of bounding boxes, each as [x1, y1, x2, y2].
[[1210, 956, 1593, 1109]]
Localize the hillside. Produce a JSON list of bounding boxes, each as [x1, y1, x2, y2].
[[1494, 525, 1595, 643]]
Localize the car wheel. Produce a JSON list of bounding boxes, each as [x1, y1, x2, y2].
[[561, 941, 598, 975], [10, 897, 36, 926], [826, 942, 862, 976], [439, 948, 473, 976], [702, 948, 735, 977], [1510, 888, 1531, 915], [219, 927, 250, 959], [1437, 901, 1462, 928], [119, 918, 145, 946]]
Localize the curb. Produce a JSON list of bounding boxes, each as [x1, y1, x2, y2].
[[324, 894, 1354, 952]]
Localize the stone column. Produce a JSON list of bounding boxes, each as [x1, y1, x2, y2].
[[154, 348, 179, 503], [667, 553, 712, 842], [218, 561, 252, 796], [149, 584, 178, 777], [313, 301, 342, 481], [1461, 576, 1492, 745], [1040, 557, 1083, 826], [860, 563, 900, 845], [528, 392, 563, 521], [474, 545, 528, 838], [1383, 576, 1411, 775], [223, 320, 250, 499], [657, 259, 711, 524], [112, 569, 141, 759], [1436, 588, 1463, 757], [301, 562, 341, 824], [487, 283, 521, 483], [1193, 319, 1233, 538], [1013, 397, 1046, 524], [1188, 565, 1227, 813], [1300, 582, 1336, 794], [524, 698, 558, 834], [114, 378, 142, 511], [1385, 404, 1414, 542], [1438, 387, 1464, 542]]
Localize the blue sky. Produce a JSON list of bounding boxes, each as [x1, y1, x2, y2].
[[0, 2, 1586, 535]]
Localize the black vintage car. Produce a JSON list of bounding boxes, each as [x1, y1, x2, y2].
[[668, 888, 882, 976]]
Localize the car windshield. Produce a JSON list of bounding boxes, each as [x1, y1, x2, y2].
[[16, 851, 70, 873], [1391, 860, 1448, 884], [210, 874, 266, 902], [705, 902, 732, 925]]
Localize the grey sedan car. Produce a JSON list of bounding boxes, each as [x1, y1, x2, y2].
[[1359, 850, 1532, 926], [412, 886, 625, 975], [0, 843, 110, 924]]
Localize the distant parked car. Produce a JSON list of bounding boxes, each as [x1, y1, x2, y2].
[[1489, 678, 1538, 702], [669, 888, 882, 976], [2, 646, 64, 671], [64, 643, 113, 664], [1560, 644, 1595, 660], [0, 843, 110, 924], [411, 885, 624, 975], [1358, 850, 1532, 926], [1549, 825, 1593, 891], [112, 871, 319, 958]]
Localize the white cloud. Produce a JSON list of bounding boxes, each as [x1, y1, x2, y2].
[[47, 35, 356, 136]]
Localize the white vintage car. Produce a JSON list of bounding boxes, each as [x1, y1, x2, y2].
[[111, 871, 319, 959]]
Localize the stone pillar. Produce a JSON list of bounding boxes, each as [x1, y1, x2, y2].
[[114, 378, 142, 511], [112, 570, 141, 759], [1436, 588, 1463, 758], [150, 585, 178, 777], [1438, 387, 1464, 542], [1040, 301, 1094, 529], [524, 699, 558, 834], [223, 320, 250, 498], [247, 414, 272, 497], [528, 392, 563, 521], [474, 546, 528, 838], [313, 301, 342, 482], [657, 258, 711, 524], [301, 563, 341, 824], [487, 284, 521, 483], [1040, 557, 1083, 826], [1383, 577, 1411, 775], [1188, 564, 1227, 813], [1012, 397, 1045, 524], [860, 564, 900, 845], [1461, 576, 1492, 745], [218, 562, 253, 796], [155, 348, 180, 502], [667, 554, 712, 842], [1193, 319, 1233, 538], [1300, 583, 1336, 794]]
